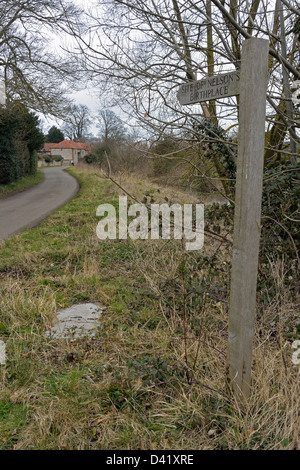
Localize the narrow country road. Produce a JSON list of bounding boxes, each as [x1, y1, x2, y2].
[[0, 167, 79, 241]]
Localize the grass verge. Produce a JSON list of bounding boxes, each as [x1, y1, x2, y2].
[[0, 165, 298, 450], [0, 171, 43, 200]]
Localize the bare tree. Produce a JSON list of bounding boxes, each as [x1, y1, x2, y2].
[[97, 109, 127, 144], [72, 0, 299, 180], [63, 104, 91, 141], [0, 0, 84, 117]]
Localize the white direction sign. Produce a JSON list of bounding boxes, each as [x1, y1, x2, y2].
[[177, 71, 240, 105]]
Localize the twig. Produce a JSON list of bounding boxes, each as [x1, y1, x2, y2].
[[95, 158, 233, 245], [262, 215, 300, 268]]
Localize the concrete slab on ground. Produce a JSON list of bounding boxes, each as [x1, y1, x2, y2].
[[45, 303, 103, 339]]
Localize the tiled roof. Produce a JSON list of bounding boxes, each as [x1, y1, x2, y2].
[[43, 143, 59, 151], [42, 140, 91, 152]]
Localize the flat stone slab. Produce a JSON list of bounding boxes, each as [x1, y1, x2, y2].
[[45, 303, 103, 339], [0, 340, 6, 365]]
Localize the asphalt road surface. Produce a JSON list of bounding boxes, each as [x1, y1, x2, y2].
[[0, 167, 79, 241]]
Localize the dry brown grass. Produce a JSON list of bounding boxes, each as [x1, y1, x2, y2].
[[77, 162, 227, 206], [0, 164, 298, 450]]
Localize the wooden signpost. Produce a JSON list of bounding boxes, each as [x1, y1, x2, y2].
[[177, 70, 240, 105], [178, 37, 269, 400]]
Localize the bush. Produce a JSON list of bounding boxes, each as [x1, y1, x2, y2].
[[0, 103, 44, 184], [258, 163, 299, 299], [151, 136, 180, 176], [205, 162, 299, 302], [84, 142, 111, 166]]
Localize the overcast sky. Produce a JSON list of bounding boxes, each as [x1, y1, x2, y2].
[[41, 88, 100, 136], [40, 0, 103, 136]]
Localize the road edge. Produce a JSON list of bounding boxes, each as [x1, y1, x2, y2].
[[0, 168, 80, 239], [0, 170, 45, 201], [24, 168, 81, 231]]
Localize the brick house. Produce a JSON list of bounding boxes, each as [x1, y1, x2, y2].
[[40, 140, 91, 165]]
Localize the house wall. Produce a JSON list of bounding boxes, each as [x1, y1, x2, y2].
[[51, 148, 73, 161], [74, 150, 86, 164], [50, 148, 86, 163]]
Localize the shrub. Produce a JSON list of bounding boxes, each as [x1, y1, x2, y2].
[[205, 162, 299, 302], [0, 103, 44, 184], [151, 136, 181, 176], [258, 163, 299, 299]]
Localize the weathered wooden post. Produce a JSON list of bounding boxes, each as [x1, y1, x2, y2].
[[228, 38, 269, 400], [177, 37, 269, 401]]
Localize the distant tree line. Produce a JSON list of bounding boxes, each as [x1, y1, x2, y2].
[[0, 103, 44, 184]]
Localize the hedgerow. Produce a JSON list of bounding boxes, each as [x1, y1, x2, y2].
[[0, 103, 44, 184]]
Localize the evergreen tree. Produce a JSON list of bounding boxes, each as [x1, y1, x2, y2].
[[46, 126, 64, 143], [0, 103, 44, 184]]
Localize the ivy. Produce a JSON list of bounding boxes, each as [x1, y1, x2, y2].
[[194, 120, 237, 179], [204, 162, 299, 302]]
